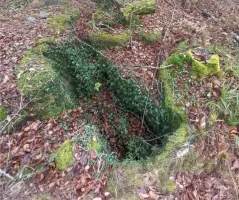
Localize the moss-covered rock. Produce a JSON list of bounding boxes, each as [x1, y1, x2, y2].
[[187, 50, 220, 79], [158, 57, 187, 128], [139, 31, 161, 45], [47, 8, 79, 33], [55, 140, 74, 170], [18, 37, 76, 118], [121, 0, 156, 20], [89, 31, 131, 49], [0, 106, 7, 121], [92, 7, 119, 26], [47, 14, 70, 33]]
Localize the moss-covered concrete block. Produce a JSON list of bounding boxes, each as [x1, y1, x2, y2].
[[0, 106, 7, 121], [89, 31, 131, 49], [55, 140, 74, 170], [18, 38, 76, 119], [121, 0, 156, 19], [187, 50, 220, 79]]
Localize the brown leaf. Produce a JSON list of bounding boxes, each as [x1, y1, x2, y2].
[[199, 115, 206, 129], [24, 126, 30, 132], [23, 144, 31, 152], [231, 159, 239, 171], [148, 191, 157, 200], [90, 150, 97, 159], [49, 182, 56, 188]]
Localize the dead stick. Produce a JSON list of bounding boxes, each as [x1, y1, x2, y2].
[[0, 169, 14, 180]]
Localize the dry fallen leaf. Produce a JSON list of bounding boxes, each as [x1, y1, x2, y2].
[[148, 191, 158, 200]]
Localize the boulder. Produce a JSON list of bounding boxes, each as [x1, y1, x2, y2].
[[121, 0, 156, 19], [89, 31, 131, 49], [40, 11, 48, 19], [27, 16, 36, 24], [186, 48, 220, 79]]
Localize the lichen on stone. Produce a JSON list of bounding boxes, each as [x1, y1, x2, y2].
[[0, 106, 7, 121], [55, 140, 74, 170], [121, 0, 156, 19], [186, 50, 220, 79], [89, 31, 131, 49]]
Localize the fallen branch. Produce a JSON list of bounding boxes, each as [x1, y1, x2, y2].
[[232, 32, 239, 43], [129, 64, 174, 69], [163, 7, 175, 41], [0, 169, 14, 180]]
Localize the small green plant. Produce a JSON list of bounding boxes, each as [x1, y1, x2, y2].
[[0, 106, 7, 121], [207, 82, 239, 126]]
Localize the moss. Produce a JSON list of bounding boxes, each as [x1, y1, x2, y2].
[[0, 106, 7, 121], [18, 40, 76, 119], [92, 7, 119, 26], [139, 31, 161, 45], [89, 31, 131, 49], [37, 36, 56, 44], [107, 125, 190, 198], [107, 161, 144, 199], [165, 180, 176, 193], [47, 8, 79, 33], [159, 58, 187, 128], [186, 50, 220, 79], [153, 125, 188, 166], [87, 140, 101, 151], [55, 140, 74, 170], [122, 0, 156, 19], [47, 14, 70, 33]]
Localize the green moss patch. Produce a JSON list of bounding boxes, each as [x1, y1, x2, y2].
[[0, 106, 7, 121], [92, 7, 119, 26], [18, 37, 76, 118], [139, 31, 161, 45], [187, 50, 220, 79], [47, 9, 79, 33], [121, 0, 156, 19], [107, 125, 196, 198], [89, 31, 131, 49], [55, 140, 74, 170]]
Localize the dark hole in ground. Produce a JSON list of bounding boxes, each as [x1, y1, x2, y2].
[[43, 40, 182, 160]]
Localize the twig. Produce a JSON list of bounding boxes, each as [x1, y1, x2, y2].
[[73, 28, 108, 60], [119, 107, 156, 136], [163, 7, 175, 41], [0, 98, 36, 134], [228, 163, 239, 200], [0, 169, 14, 180], [127, 64, 174, 69], [141, 55, 161, 128]]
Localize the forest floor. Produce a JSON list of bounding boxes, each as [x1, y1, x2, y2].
[[0, 0, 239, 199]]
